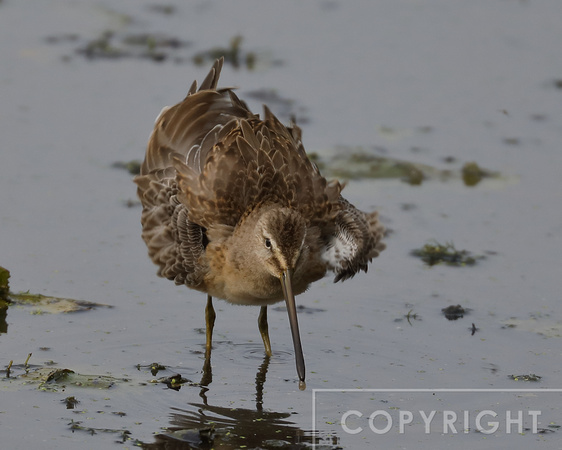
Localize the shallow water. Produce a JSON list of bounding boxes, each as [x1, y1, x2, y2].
[[1, 0, 562, 448]]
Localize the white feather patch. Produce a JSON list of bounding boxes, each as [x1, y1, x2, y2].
[[321, 232, 358, 270]]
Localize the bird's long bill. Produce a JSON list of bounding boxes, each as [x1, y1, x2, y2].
[[281, 269, 306, 390]]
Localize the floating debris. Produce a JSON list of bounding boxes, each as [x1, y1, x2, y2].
[[123, 33, 184, 50], [63, 396, 80, 409], [405, 309, 420, 325], [77, 31, 190, 62], [42, 369, 116, 391], [136, 362, 167, 376], [150, 362, 166, 376], [2, 353, 35, 378], [442, 304, 466, 321], [77, 31, 125, 59], [157, 373, 193, 391], [462, 161, 498, 187], [47, 28, 192, 63], [68, 420, 131, 442], [137, 363, 197, 390], [412, 241, 484, 267], [4, 360, 13, 378], [508, 374, 542, 382], [7, 367, 127, 391]]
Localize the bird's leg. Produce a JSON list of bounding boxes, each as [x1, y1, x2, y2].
[[258, 306, 273, 357], [205, 295, 216, 360]]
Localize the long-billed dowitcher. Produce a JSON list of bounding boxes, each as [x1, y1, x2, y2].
[[135, 58, 385, 389]]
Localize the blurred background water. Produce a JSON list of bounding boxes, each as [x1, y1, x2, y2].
[[1, 1, 562, 448]]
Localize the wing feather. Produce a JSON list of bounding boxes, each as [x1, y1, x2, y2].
[[323, 199, 386, 282]]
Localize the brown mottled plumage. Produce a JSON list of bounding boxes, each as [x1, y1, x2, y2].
[[134, 58, 385, 388]]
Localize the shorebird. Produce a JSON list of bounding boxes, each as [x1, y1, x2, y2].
[[135, 58, 385, 389]]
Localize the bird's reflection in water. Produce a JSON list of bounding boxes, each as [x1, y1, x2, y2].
[[198, 351, 213, 404], [198, 344, 273, 410], [141, 352, 332, 449], [254, 354, 269, 412]]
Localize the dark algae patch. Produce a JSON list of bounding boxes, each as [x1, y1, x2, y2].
[[138, 362, 167, 376], [157, 373, 194, 391], [44, 7, 273, 69], [80, 31, 190, 62], [314, 147, 500, 185], [411, 241, 485, 267], [62, 395, 80, 409], [442, 304, 466, 320], [508, 374, 542, 382], [136, 363, 200, 390], [51, 29, 270, 69], [326, 150, 430, 184], [9, 292, 112, 314], [0, 266, 111, 316], [20, 367, 123, 391], [68, 420, 132, 443], [2, 355, 127, 390], [45, 8, 192, 64], [462, 161, 498, 186]]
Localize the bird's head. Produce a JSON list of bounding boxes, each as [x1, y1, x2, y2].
[[253, 205, 307, 389], [255, 207, 307, 279]]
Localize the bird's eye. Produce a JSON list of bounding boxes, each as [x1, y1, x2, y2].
[[264, 238, 272, 249]]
